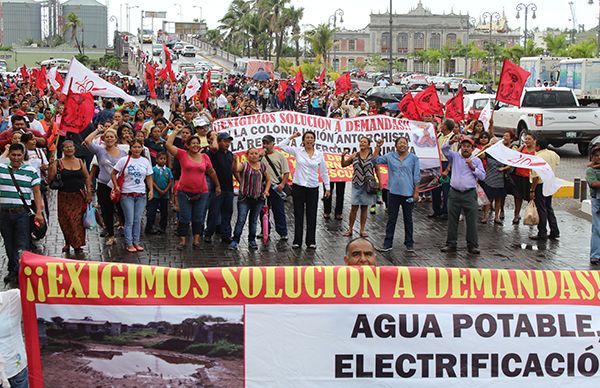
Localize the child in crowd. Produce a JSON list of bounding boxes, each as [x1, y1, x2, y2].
[[145, 152, 173, 235]]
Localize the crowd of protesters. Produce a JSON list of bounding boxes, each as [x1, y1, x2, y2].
[[0, 62, 579, 291]]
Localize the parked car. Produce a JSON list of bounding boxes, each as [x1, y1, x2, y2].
[[450, 78, 482, 93], [463, 93, 495, 121], [406, 78, 431, 91], [182, 45, 196, 57], [493, 87, 600, 155], [173, 42, 184, 54], [365, 86, 404, 101], [152, 44, 162, 56]]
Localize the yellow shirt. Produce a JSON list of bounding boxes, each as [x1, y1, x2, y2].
[[437, 131, 457, 162], [530, 149, 560, 183]]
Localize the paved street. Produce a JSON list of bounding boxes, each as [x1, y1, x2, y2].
[[1, 186, 594, 290]]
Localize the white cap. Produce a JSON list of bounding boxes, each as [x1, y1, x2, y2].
[[193, 116, 210, 127]]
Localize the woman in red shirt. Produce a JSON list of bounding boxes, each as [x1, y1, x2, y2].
[[511, 132, 537, 224], [166, 127, 221, 249]]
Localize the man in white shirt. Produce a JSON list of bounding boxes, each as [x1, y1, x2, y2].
[[0, 289, 28, 388], [377, 77, 390, 87], [26, 111, 44, 134], [216, 90, 228, 118]]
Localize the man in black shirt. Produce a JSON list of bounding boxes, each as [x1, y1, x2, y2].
[[204, 132, 236, 243]]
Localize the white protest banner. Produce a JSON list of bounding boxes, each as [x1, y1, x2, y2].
[[61, 58, 136, 102], [184, 75, 201, 101], [212, 111, 442, 188], [20, 253, 600, 387], [478, 100, 493, 131], [485, 141, 561, 196]]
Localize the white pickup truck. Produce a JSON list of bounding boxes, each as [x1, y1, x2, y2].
[[493, 87, 600, 155]]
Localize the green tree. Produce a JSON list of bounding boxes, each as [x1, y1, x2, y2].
[[543, 34, 568, 56], [206, 29, 223, 47], [305, 24, 335, 66], [99, 54, 122, 70], [439, 45, 457, 76], [565, 39, 597, 58], [64, 12, 83, 54], [367, 54, 388, 72]]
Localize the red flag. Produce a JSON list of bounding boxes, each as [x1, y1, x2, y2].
[[414, 85, 444, 117], [35, 66, 47, 95], [317, 68, 326, 86], [145, 63, 157, 99], [20, 64, 28, 82], [277, 80, 288, 102], [444, 88, 464, 122], [46, 122, 60, 152], [397, 93, 421, 121], [206, 70, 212, 90], [7, 77, 16, 91], [198, 80, 209, 105], [162, 43, 171, 64], [496, 59, 531, 107], [294, 69, 304, 93], [60, 83, 94, 134], [335, 72, 352, 95]]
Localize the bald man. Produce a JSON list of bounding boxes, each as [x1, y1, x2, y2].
[[344, 237, 377, 266]]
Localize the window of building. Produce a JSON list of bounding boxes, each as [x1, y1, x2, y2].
[[414, 60, 424, 72], [381, 32, 390, 53], [414, 32, 424, 51], [446, 33, 457, 48], [349, 39, 355, 51], [429, 33, 441, 49], [397, 33, 408, 54], [348, 58, 355, 69]]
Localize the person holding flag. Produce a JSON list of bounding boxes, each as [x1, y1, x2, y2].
[[529, 137, 560, 241]]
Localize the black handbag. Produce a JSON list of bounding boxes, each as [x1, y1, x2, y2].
[[365, 176, 379, 194], [49, 160, 64, 190], [7, 166, 47, 240]]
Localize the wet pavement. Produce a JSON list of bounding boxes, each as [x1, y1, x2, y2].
[[0, 187, 594, 290]]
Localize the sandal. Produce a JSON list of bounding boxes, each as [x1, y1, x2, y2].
[[192, 241, 201, 248], [342, 230, 353, 237], [105, 236, 116, 246], [335, 214, 343, 220], [480, 218, 489, 224], [494, 219, 503, 225], [323, 213, 331, 220], [360, 232, 369, 238], [134, 245, 144, 252], [512, 216, 521, 225], [177, 243, 186, 251], [126, 246, 138, 253], [62, 245, 70, 253]]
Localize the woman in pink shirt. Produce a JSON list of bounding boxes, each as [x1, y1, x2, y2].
[[166, 127, 221, 249]]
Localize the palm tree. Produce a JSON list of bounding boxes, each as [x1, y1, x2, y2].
[[285, 6, 304, 65], [64, 12, 83, 54], [206, 29, 223, 47], [566, 39, 597, 58], [544, 34, 568, 56], [306, 24, 335, 67]]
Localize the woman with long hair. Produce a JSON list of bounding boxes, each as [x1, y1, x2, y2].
[[47, 140, 92, 255], [277, 131, 330, 249], [111, 139, 154, 253], [512, 132, 537, 224]]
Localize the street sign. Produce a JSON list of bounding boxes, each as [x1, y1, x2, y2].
[[144, 11, 166, 18]]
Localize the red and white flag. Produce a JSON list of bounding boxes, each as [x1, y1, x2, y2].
[[184, 75, 201, 101], [485, 142, 560, 196], [46, 67, 64, 94], [60, 79, 95, 134], [62, 58, 136, 102]]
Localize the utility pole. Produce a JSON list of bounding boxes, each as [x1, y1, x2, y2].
[[515, 3, 537, 56], [389, 0, 393, 81], [482, 11, 500, 83]]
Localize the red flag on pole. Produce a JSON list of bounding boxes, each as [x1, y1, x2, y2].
[[35, 66, 48, 95], [414, 85, 444, 117], [162, 43, 172, 64], [294, 69, 304, 92], [198, 80, 209, 105], [145, 63, 157, 100], [334, 72, 352, 95], [496, 59, 531, 107], [7, 77, 16, 91], [20, 64, 28, 82], [206, 70, 212, 90], [317, 68, 326, 86], [397, 93, 421, 121], [277, 80, 288, 102], [444, 88, 465, 122], [60, 80, 94, 134]]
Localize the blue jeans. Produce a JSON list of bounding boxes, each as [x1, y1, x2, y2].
[[120, 195, 147, 245], [0, 209, 30, 276], [177, 191, 209, 236], [264, 186, 288, 237], [432, 161, 450, 215], [205, 191, 234, 240], [591, 199, 600, 260], [9, 367, 28, 388], [233, 196, 264, 243], [146, 197, 169, 232], [383, 193, 414, 249]]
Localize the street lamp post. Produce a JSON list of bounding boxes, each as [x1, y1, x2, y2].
[[462, 15, 477, 78], [389, 0, 393, 82], [515, 3, 537, 55], [482, 11, 501, 83], [127, 5, 139, 34], [109, 15, 118, 32], [328, 8, 344, 72], [588, 0, 600, 56]]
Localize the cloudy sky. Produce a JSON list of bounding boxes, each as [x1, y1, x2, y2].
[[105, 0, 600, 37]]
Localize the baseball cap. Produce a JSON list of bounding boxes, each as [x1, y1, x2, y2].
[[217, 132, 233, 141], [26, 110, 36, 115], [193, 116, 210, 127], [262, 135, 275, 143], [460, 136, 475, 145]]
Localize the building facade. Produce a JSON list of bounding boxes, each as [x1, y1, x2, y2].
[[2, 0, 42, 46], [332, 1, 520, 75], [62, 0, 108, 49]]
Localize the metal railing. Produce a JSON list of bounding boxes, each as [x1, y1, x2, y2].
[[181, 36, 238, 66]]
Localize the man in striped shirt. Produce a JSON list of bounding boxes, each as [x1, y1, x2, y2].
[[0, 143, 44, 286]]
